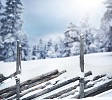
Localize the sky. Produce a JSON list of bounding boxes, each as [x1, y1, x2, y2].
[[1, 0, 106, 44], [21, 0, 105, 43]]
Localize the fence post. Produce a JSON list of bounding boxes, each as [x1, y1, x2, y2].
[[15, 40, 21, 100], [16, 40, 20, 74], [15, 77, 20, 100], [79, 33, 85, 98], [19, 45, 21, 73]]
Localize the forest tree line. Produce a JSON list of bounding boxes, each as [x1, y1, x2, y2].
[[0, 0, 112, 62]]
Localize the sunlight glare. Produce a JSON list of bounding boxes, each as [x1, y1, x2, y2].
[[77, 0, 103, 11]]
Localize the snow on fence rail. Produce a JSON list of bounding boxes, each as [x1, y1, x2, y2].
[[0, 70, 91, 99], [0, 69, 66, 99], [0, 69, 112, 100]]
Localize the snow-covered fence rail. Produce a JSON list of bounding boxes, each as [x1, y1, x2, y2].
[[74, 79, 112, 99], [43, 72, 92, 99], [7, 70, 66, 100], [44, 84, 79, 99], [0, 41, 22, 84], [22, 71, 92, 100], [0, 69, 58, 94], [0, 71, 20, 83], [38, 73, 110, 99], [85, 79, 112, 97], [92, 74, 106, 81], [1, 69, 111, 100], [0, 69, 66, 99], [22, 77, 80, 100]]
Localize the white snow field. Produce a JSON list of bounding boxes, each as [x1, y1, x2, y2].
[[0, 52, 112, 99]]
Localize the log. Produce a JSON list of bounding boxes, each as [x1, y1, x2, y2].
[[93, 79, 103, 85], [85, 84, 94, 90], [1, 70, 66, 99], [22, 77, 80, 100], [6, 70, 66, 100], [21, 82, 51, 97], [20, 69, 59, 87], [20, 70, 90, 99], [21, 70, 66, 91], [85, 79, 112, 97], [84, 80, 91, 86], [0, 69, 59, 95], [74, 79, 112, 98], [22, 71, 92, 100], [7, 82, 51, 100], [1, 70, 92, 100], [44, 85, 78, 99], [7, 81, 92, 100], [84, 71, 92, 77], [44, 80, 91, 99], [0, 74, 6, 82], [10, 71, 92, 100], [0, 71, 21, 83], [44, 80, 92, 99], [59, 90, 77, 99], [92, 74, 106, 81]]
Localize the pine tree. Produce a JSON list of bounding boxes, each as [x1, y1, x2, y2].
[[20, 34, 29, 61], [101, 0, 112, 51], [55, 38, 63, 58], [0, 0, 4, 61], [101, 0, 112, 31], [80, 16, 94, 53], [1, 0, 29, 62], [46, 39, 55, 58], [85, 30, 95, 53], [105, 26, 112, 51], [32, 45, 37, 60], [37, 39, 46, 59], [63, 23, 80, 57]]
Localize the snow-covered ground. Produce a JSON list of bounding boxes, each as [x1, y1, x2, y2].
[[0, 52, 112, 99], [95, 89, 112, 97]]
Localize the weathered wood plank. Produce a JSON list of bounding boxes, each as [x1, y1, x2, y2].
[[0, 69, 59, 95], [74, 79, 112, 98], [84, 71, 92, 77], [44, 80, 92, 99], [1, 70, 66, 99], [59, 90, 77, 99], [85, 79, 112, 97], [22, 71, 92, 100], [22, 77, 80, 100], [0, 71, 21, 83], [44, 85, 78, 99], [92, 74, 106, 81], [7, 82, 51, 100]]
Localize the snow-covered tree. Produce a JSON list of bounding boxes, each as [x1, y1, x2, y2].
[[63, 23, 80, 57], [105, 26, 112, 51], [19, 32, 29, 61], [46, 39, 53, 57], [46, 39, 57, 58], [101, 0, 112, 31], [0, 0, 4, 61], [0, 0, 29, 62], [93, 29, 106, 52], [37, 39, 46, 59], [101, 0, 112, 52], [80, 16, 95, 54], [32, 45, 37, 60], [31, 44, 42, 60], [55, 38, 65, 58]]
